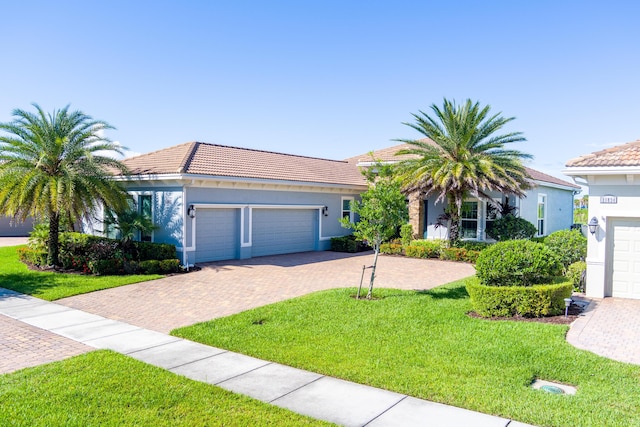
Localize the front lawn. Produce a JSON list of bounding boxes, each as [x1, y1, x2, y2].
[[0, 350, 331, 426], [0, 246, 163, 300], [173, 280, 640, 427]]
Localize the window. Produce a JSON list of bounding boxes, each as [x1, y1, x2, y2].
[[139, 194, 153, 242], [461, 201, 478, 238], [537, 194, 546, 236], [342, 197, 354, 222]]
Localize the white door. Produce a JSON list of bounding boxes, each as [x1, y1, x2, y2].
[[610, 220, 640, 299]]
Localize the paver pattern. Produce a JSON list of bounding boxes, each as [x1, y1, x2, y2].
[[57, 251, 476, 333], [0, 314, 91, 374], [567, 297, 640, 365]]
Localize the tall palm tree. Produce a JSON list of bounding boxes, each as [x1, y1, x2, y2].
[[394, 98, 532, 243], [0, 104, 130, 266]]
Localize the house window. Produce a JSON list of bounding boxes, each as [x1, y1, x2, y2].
[[537, 194, 547, 236], [461, 201, 478, 239], [342, 197, 354, 222], [139, 194, 153, 242]]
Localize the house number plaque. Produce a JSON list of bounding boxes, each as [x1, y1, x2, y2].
[[600, 194, 617, 204]]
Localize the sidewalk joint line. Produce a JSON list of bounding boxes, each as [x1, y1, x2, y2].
[[361, 395, 408, 426], [268, 374, 325, 403]]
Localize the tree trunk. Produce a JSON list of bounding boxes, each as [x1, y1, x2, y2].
[[367, 244, 380, 299], [48, 212, 60, 267]]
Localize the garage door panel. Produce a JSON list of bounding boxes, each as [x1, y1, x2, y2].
[[252, 209, 316, 257], [195, 209, 238, 262], [611, 220, 640, 299]]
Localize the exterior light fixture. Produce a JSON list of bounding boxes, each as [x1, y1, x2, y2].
[[564, 298, 572, 317], [187, 205, 196, 219], [322, 206, 329, 217], [588, 216, 599, 235]]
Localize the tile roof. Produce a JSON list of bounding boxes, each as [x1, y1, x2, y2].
[[346, 142, 580, 189], [122, 142, 367, 187], [565, 140, 640, 167]]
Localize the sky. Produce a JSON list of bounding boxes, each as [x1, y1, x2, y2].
[[1, 1, 639, 187]]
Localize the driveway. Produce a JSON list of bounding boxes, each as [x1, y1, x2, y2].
[[56, 251, 476, 333]]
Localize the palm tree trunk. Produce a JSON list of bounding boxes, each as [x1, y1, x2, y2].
[[48, 212, 60, 267]]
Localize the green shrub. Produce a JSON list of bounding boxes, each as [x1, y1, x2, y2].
[[452, 240, 492, 251], [466, 277, 573, 317], [159, 259, 181, 273], [88, 258, 125, 275], [27, 223, 49, 251], [566, 261, 587, 292], [544, 229, 587, 269], [380, 243, 403, 255], [440, 247, 481, 263], [139, 260, 162, 274], [400, 223, 413, 246], [486, 215, 537, 241], [16, 247, 48, 267], [330, 235, 369, 253], [135, 241, 177, 261], [405, 240, 442, 258], [475, 240, 562, 287]]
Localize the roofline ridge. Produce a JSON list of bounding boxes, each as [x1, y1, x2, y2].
[[178, 141, 199, 173]]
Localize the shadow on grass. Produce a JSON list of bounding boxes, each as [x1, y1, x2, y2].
[[0, 273, 63, 297], [416, 285, 469, 300]]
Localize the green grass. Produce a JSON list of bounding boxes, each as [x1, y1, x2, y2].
[[0, 350, 332, 426], [0, 246, 163, 300], [173, 280, 640, 427]]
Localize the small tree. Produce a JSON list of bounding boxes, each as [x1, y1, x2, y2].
[[340, 165, 408, 299]]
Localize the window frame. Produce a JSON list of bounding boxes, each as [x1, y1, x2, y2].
[[537, 193, 547, 237], [341, 197, 355, 223]]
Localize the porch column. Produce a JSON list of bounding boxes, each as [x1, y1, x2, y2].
[[408, 192, 424, 239]]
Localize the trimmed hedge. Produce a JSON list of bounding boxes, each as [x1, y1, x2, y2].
[[486, 215, 537, 241], [380, 243, 403, 255], [135, 241, 177, 261], [566, 261, 586, 292], [466, 277, 573, 317], [440, 247, 481, 263], [17, 247, 48, 267], [330, 235, 369, 253], [544, 229, 587, 269], [475, 240, 562, 287]]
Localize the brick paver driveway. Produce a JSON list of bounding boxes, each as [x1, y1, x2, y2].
[[57, 251, 476, 333]]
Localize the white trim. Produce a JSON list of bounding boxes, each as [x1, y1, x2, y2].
[[533, 180, 580, 191], [564, 166, 640, 176]]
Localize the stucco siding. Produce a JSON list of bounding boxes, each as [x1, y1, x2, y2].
[[519, 185, 574, 236]]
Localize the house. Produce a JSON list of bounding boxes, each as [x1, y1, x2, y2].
[[347, 143, 580, 240], [101, 141, 367, 265], [0, 216, 34, 237], [564, 140, 640, 299]]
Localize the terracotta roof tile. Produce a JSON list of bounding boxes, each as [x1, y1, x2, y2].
[[566, 140, 640, 167], [346, 142, 579, 189], [123, 142, 367, 187]]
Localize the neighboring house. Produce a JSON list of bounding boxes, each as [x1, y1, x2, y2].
[[0, 215, 34, 237], [347, 143, 580, 241], [96, 142, 366, 265], [564, 139, 640, 300]]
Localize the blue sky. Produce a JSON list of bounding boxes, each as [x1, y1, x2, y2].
[[1, 1, 638, 184]]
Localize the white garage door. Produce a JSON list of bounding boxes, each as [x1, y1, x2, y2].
[[195, 208, 238, 263], [611, 220, 640, 299], [252, 209, 316, 257]]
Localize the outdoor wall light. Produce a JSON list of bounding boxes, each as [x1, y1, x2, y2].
[[588, 216, 599, 235], [187, 205, 196, 219], [322, 206, 329, 217]]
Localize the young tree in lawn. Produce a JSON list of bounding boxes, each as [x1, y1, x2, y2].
[[394, 98, 532, 245], [0, 104, 130, 266], [340, 165, 408, 299]]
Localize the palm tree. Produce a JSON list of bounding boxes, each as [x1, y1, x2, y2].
[[0, 104, 130, 266], [394, 98, 532, 243]]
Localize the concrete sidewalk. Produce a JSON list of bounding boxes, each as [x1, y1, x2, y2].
[[0, 287, 534, 427]]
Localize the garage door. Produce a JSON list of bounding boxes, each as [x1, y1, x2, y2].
[[195, 208, 238, 262], [611, 220, 640, 299], [252, 209, 316, 257]]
